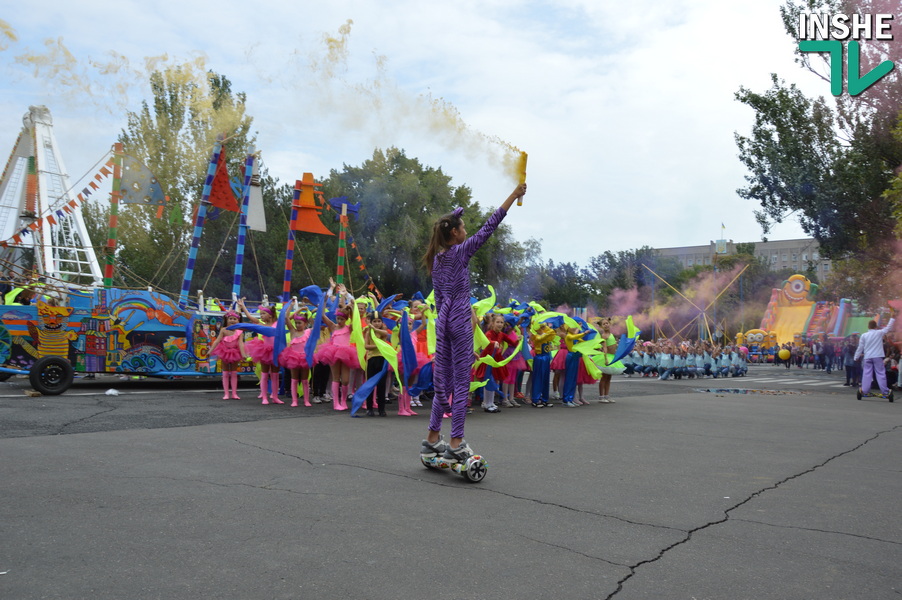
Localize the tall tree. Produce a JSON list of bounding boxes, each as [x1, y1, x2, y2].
[[103, 67, 257, 298], [735, 1, 902, 265]]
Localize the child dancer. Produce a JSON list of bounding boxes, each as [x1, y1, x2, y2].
[[316, 308, 359, 411], [239, 299, 284, 405], [408, 304, 431, 408], [363, 312, 391, 416], [420, 183, 527, 463], [209, 310, 246, 400], [473, 313, 520, 412], [280, 306, 312, 407], [560, 325, 589, 407], [500, 315, 527, 408], [530, 321, 557, 407], [550, 327, 567, 400], [593, 317, 623, 403]]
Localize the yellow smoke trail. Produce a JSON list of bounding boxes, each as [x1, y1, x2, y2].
[[307, 20, 528, 185], [11, 34, 241, 139], [4, 16, 528, 182], [0, 19, 17, 51]]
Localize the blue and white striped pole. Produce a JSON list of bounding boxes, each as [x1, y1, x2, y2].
[[178, 139, 222, 308], [232, 149, 254, 301]]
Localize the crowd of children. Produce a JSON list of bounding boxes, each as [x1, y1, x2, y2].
[[619, 340, 749, 380], [206, 279, 653, 413]]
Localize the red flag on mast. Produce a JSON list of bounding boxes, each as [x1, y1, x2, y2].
[[208, 145, 240, 212]]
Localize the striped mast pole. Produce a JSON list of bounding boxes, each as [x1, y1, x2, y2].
[[336, 202, 348, 285], [232, 148, 254, 302], [102, 143, 123, 288], [178, 137, 222, 309], [281, 179, 302, 303]]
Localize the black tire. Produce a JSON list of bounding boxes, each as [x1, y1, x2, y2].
[[0, 372, 12, 382], [29, 356, 74, 395]]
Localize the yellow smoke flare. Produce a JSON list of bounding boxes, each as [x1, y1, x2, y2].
[[515, 151, 527, 205]]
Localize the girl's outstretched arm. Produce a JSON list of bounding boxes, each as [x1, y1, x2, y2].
[[237, 298, 263, 325], [458, 183, 527, 261]]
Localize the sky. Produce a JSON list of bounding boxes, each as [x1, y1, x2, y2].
[[0, 0, 833, 267]]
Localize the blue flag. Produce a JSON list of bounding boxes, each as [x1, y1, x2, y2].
[[305, 293, 328, 370], [399, 312, 418, 389]]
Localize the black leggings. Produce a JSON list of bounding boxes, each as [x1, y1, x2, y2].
[[366, 356, 387, 409], [312, 363, 331, 396]]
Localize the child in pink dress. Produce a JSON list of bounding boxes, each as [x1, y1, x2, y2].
[[315, 309, 360, 411], [209, 310, 246, 400], [280, 305, 312, 407], [239, 299, 285, 405]]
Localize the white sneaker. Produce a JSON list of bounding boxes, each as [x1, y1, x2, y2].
[[312, 396, 322, 404]]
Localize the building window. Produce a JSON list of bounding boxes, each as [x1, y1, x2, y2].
[[771, 256, 777, 263], [792, 253, 797, 261], [782, 254, 788, 261], [823, 263, 830, 272], [813, 252, 819, 260], [687, 258, 693, 266], [802, 253, 808, 261]]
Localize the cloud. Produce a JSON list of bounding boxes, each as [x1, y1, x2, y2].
[[0, 0, 819, 267]]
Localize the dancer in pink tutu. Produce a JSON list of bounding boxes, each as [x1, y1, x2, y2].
[[209, 310, 247, 400], [280, 304, 312, 407], [315, 308, 360, 411], [238, 298, 285, 405]]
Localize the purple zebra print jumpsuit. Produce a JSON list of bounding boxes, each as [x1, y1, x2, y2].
[[430, 207, 507, 438]]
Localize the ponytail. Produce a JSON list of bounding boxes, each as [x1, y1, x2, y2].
[[422, 212, 462, 274]]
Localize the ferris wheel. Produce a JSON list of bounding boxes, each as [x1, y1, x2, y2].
[[0, 106, 103, 285]]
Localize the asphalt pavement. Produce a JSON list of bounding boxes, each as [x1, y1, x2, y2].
[[1, 365, 899, 599]]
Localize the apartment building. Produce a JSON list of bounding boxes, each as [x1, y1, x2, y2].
[[655, 238, 833, 280]]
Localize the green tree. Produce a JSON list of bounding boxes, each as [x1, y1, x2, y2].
[[86, 67, 258, 299], [736, 1, 902, 265], [81, 67, 332, 303], [320, 147, 534, 297], [584, 246, 682, 307], [537, 261, 591, 309], [734, 76, 899, 261]]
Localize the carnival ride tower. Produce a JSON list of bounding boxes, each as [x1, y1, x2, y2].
[[0, 106, 103, 285]]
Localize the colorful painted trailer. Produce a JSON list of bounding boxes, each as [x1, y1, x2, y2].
[[0, 286, 252, 394]]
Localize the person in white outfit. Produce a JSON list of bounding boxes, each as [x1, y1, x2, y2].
[[854, 307, 897, 397]]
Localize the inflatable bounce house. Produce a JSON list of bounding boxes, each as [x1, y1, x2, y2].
[[755, 274, 881, 352]]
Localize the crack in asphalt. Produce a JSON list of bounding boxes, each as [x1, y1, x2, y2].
[[603, 424, 902, 599], [516, 533, 632, 567], [54, 400, 119, 435], [731, 517, 902, 547]]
